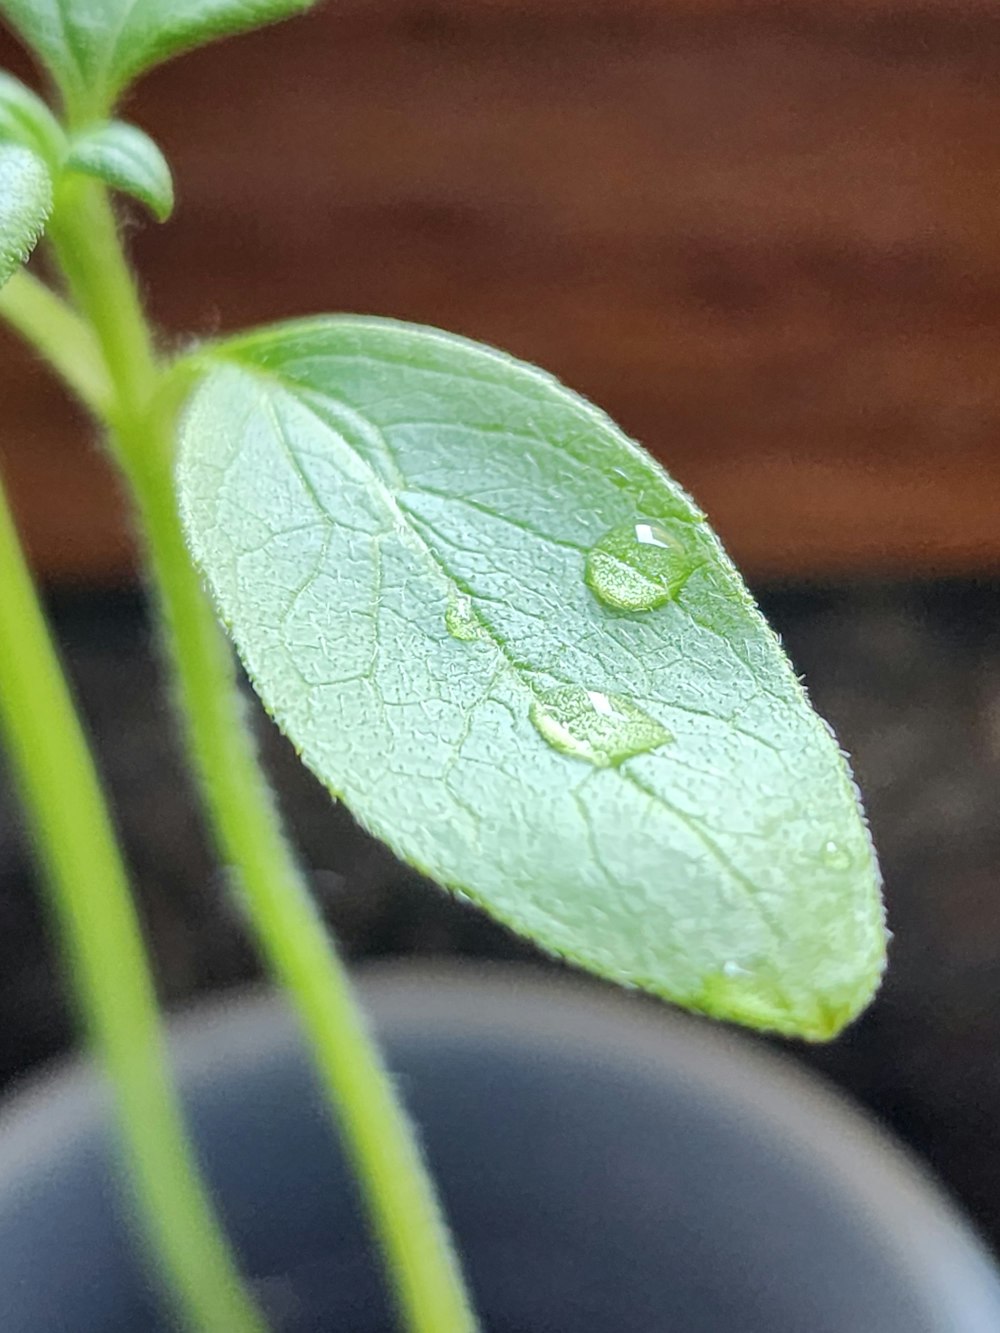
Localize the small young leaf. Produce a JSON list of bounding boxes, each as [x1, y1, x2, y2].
[[177, 318, 887, 1040], [66, 121, 174, 222], [0, 0, 317, 120], [0, 143, 51, 288]]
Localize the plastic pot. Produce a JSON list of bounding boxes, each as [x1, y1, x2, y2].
[[1, 963, 998, 1331]]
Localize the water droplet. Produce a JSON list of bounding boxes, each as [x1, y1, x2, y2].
[[821, 839, 852, 871], [529, 684, 671, 767], [585, 520, 695, 612], [445, 593, 490, 642], [722, 959, 751, 978]]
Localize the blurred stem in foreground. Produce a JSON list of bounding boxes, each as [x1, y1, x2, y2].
[[0, 470, 267, 1331]]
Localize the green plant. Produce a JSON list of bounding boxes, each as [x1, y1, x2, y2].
[[0, 3, 887, 1330]]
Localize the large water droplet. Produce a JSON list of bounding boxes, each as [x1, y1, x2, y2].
[[585, 519, 695, 612], [445, 592, 491, 642], [529, 684, 671, 767]]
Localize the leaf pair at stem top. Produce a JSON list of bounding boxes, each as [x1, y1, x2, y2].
[[1, 0, 315, 123]]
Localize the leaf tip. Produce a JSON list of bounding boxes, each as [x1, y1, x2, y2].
[[64, 120, 175, 223], [694, 936, 887, 1043]]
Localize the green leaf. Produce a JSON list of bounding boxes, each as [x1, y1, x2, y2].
[[177, 317, 887, 1040], [0, 0, 318, 120], [0, 72, 65, 165], [66, 120, 174, 221], [0, 142, 51, 289]]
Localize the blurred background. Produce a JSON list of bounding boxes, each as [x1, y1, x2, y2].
[[2, 0, 1000, 1256]]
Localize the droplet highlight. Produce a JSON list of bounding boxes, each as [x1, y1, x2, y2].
[[722, 959, 752, 978], [585, 519, 696, 612], [445, 592, 491, 643], [820, 839, 853, 871], [529, 684, 672, 767]]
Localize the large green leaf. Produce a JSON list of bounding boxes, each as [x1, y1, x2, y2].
[[0, 143, 51, 289], [0, 0, 317, 119], [177, 317, 886, 1039]]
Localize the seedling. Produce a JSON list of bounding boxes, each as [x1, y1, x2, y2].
[[0, 3, 886, 1330]]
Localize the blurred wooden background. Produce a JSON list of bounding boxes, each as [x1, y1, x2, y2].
[[2, 0, 999, 583]]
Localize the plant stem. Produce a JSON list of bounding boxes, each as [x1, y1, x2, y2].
[[0, 268, 112, 418], [0, 474, 268, 1333], [41, 178, 479, 1332], [45, 179, 158, 436], [130, 453, 478, 1333]]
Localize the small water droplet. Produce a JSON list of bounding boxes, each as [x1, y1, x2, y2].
[[722, 959, 751, 978], [585, 520, 695, 612], [445, 593, 491, 642], [529, 683, 671, 767], [821, 839, 853, 871]]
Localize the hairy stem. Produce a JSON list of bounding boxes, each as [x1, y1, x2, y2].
[[39, 178, 479, 1332], [130, 445, 478, 1333], [45, 179, 158, 433], [0, 473, 267, 1333]]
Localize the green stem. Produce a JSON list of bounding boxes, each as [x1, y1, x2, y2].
[[45, 178, 159, 439], [0, 474, 267, 1333], [0, 268, 112, 418], [40, 180, 478, 1331], [129, 450, 478, 1333]]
